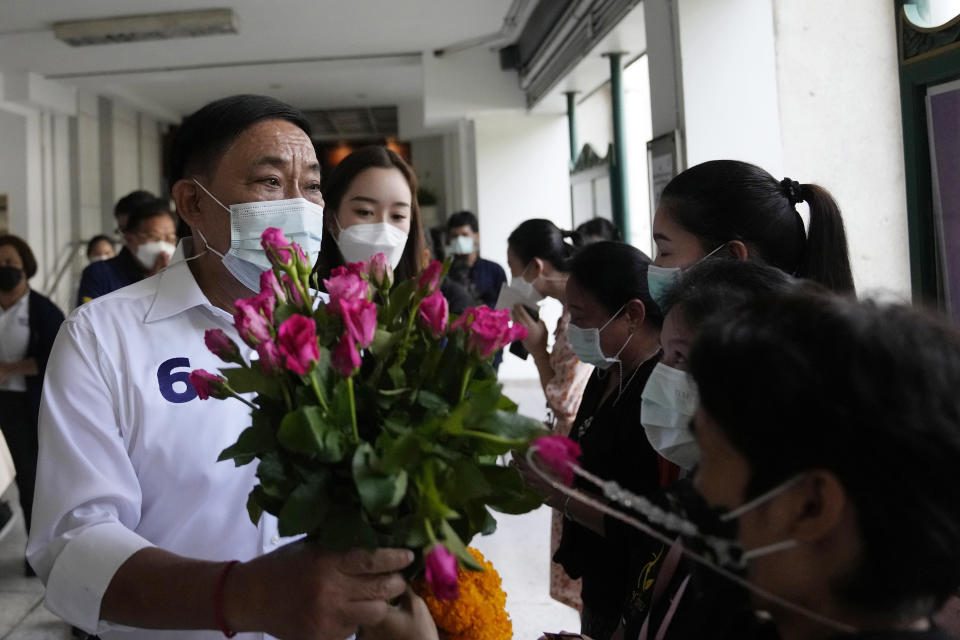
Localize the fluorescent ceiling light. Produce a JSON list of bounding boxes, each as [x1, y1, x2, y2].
[[53, 9, 237, 47]]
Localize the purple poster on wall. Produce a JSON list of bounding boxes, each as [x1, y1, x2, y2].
[[927, 81, 960, 321]]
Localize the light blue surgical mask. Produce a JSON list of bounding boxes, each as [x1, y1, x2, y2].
[[648, 244, 727, 309], [447, 235, 475, 256], [193, 180, 324, 291], [567, 304, 631, 370]]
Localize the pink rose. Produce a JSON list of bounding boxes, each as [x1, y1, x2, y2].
[[204, 329, 241, 364], [418, 291, 448, 338], [234, 297, 273, 346], [366, 253, 393, 290], [276, 314, 320, 375], [189, 369, 229, 401], [260, 269, 286, 303], [282, 273, 304, 306], [454, 306, 527, 359], [324, 270, 369, 311], [339, 298, 377, 348], [418, 260, 443, 295], [256, 340, 283, 375], [331, 333, 362, 377], [424, 544, 459, 600], [532, 435, 582, 486], [261, 227, 295, 265]]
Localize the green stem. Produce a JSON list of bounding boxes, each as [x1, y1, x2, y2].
[[460, 428, 528, 447], [458, 366, 474, 403], [347, 376, 359, 443], [309, 372, 330, 413], [424, 518, 438, 545], [226, 388, 258, 410], [281, 385, 293, 412]]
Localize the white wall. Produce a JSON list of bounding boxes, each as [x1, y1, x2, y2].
[[677, 0, 784, 173], [473, 111, 572, 381], [772, 0, 910, 299], [624, 56, 654, 256], [577, 84, 614, 156]]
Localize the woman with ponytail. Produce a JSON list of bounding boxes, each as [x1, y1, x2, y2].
[[505, 219, 594, 611], [649, 160, 854, 300]]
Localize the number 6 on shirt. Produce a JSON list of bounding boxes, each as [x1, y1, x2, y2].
[[157, 357, 199, 403]]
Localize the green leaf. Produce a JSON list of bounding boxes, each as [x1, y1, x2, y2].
[[255, 451, 294, 500], [218, 424, 276, 464], [352, 443, 409, 516], [277, 406, 349, 462], [463, 378, 503, 417], [440, 519, 483, 571], [496, 394, 519, 412], [246, 490, 264, 525], [463, 502, 498, 537], [417, 390, 450, 414], [474, 410, 548, 442], [313, 506, 379, 551], [273, 302, 297, 328], [447, 461, 492, 503], [388, 364, 407, 388], [223, 366, 280, 399], [482, 464, 544, 514], [369, 328, 399, 358], [249, 484, 284, 518], [331, 380, 354, 432], [380, 430, 421, 473], [277, 473, 330, 537]]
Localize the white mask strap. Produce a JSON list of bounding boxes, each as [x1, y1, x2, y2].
[[721, 474, 805, 522], [192, 179, 232, 214], [599, 301, 630, 333], [195, 227, 226, 260], [741, 539, 799, 562]]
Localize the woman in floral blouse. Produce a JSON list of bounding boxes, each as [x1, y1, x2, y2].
[[506, 219, 594, 609]]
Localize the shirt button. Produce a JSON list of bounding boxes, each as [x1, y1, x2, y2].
[[271, 535, 280, 546]]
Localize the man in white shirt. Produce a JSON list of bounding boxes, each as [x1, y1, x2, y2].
[[28, 95, 417, 640]]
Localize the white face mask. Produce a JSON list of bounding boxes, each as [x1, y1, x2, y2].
[[640, 362, 701, 469], [135, 241, 176, 270], [447, 235, 475, 256], [193, 180, 324, 291], [496, 262, 544, 310], [335, 219, 408, 269], [567, 304, 631, 370]]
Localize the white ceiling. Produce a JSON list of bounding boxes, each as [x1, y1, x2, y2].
[[0, 0, 516, 119]]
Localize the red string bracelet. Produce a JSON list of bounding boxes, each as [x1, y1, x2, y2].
[[214, 560, 240, 638]]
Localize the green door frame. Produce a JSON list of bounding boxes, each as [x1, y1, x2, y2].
[[897, 2, 960, 305]]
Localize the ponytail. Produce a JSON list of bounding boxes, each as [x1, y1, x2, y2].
[[796, 184, 855, 295]]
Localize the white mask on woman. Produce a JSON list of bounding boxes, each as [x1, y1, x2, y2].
[[335, 219, 408, 268], [640, 362, 700, 469]]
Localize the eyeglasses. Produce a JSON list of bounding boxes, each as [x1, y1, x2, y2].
[[134, 232, 178, 244]]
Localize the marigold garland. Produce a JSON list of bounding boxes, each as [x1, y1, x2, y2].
[[414, 547, 513, 640]]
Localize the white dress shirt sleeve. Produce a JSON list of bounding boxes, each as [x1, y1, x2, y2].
[[27, 316, 154, 634]]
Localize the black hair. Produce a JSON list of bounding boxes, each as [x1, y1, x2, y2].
[[315, 146, 425, 285], [568, 241, 662, 328], [659, 258, 798, 329], [573, 217, 622, 246], [167, 94, 312, 184], [124, 197, 176, 234], [446, 210, 478, 233], [507, 219, 577, 272], [0, 234, 37, 279], [660, 160, 854, 294], [114, 190, 154, 217], [690, 293, 960, 616], [86, 234, 114, 257]]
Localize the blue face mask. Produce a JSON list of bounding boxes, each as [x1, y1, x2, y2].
[[648, 244, 728, 309]]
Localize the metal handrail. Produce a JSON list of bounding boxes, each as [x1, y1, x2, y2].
[[44, 239, 88, 298]]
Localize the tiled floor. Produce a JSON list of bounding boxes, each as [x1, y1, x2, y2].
[[0, 379, 579, 639]]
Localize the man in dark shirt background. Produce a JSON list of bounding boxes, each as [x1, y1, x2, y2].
[[77, 197, 177, 305], [445, 210, 506, 309]]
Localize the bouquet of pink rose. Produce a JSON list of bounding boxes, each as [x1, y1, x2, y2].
[[190, 227, 557, 597]]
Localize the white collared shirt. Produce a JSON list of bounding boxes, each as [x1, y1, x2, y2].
[[28, 241, 286, 639], [0, 289, 30, 391]]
